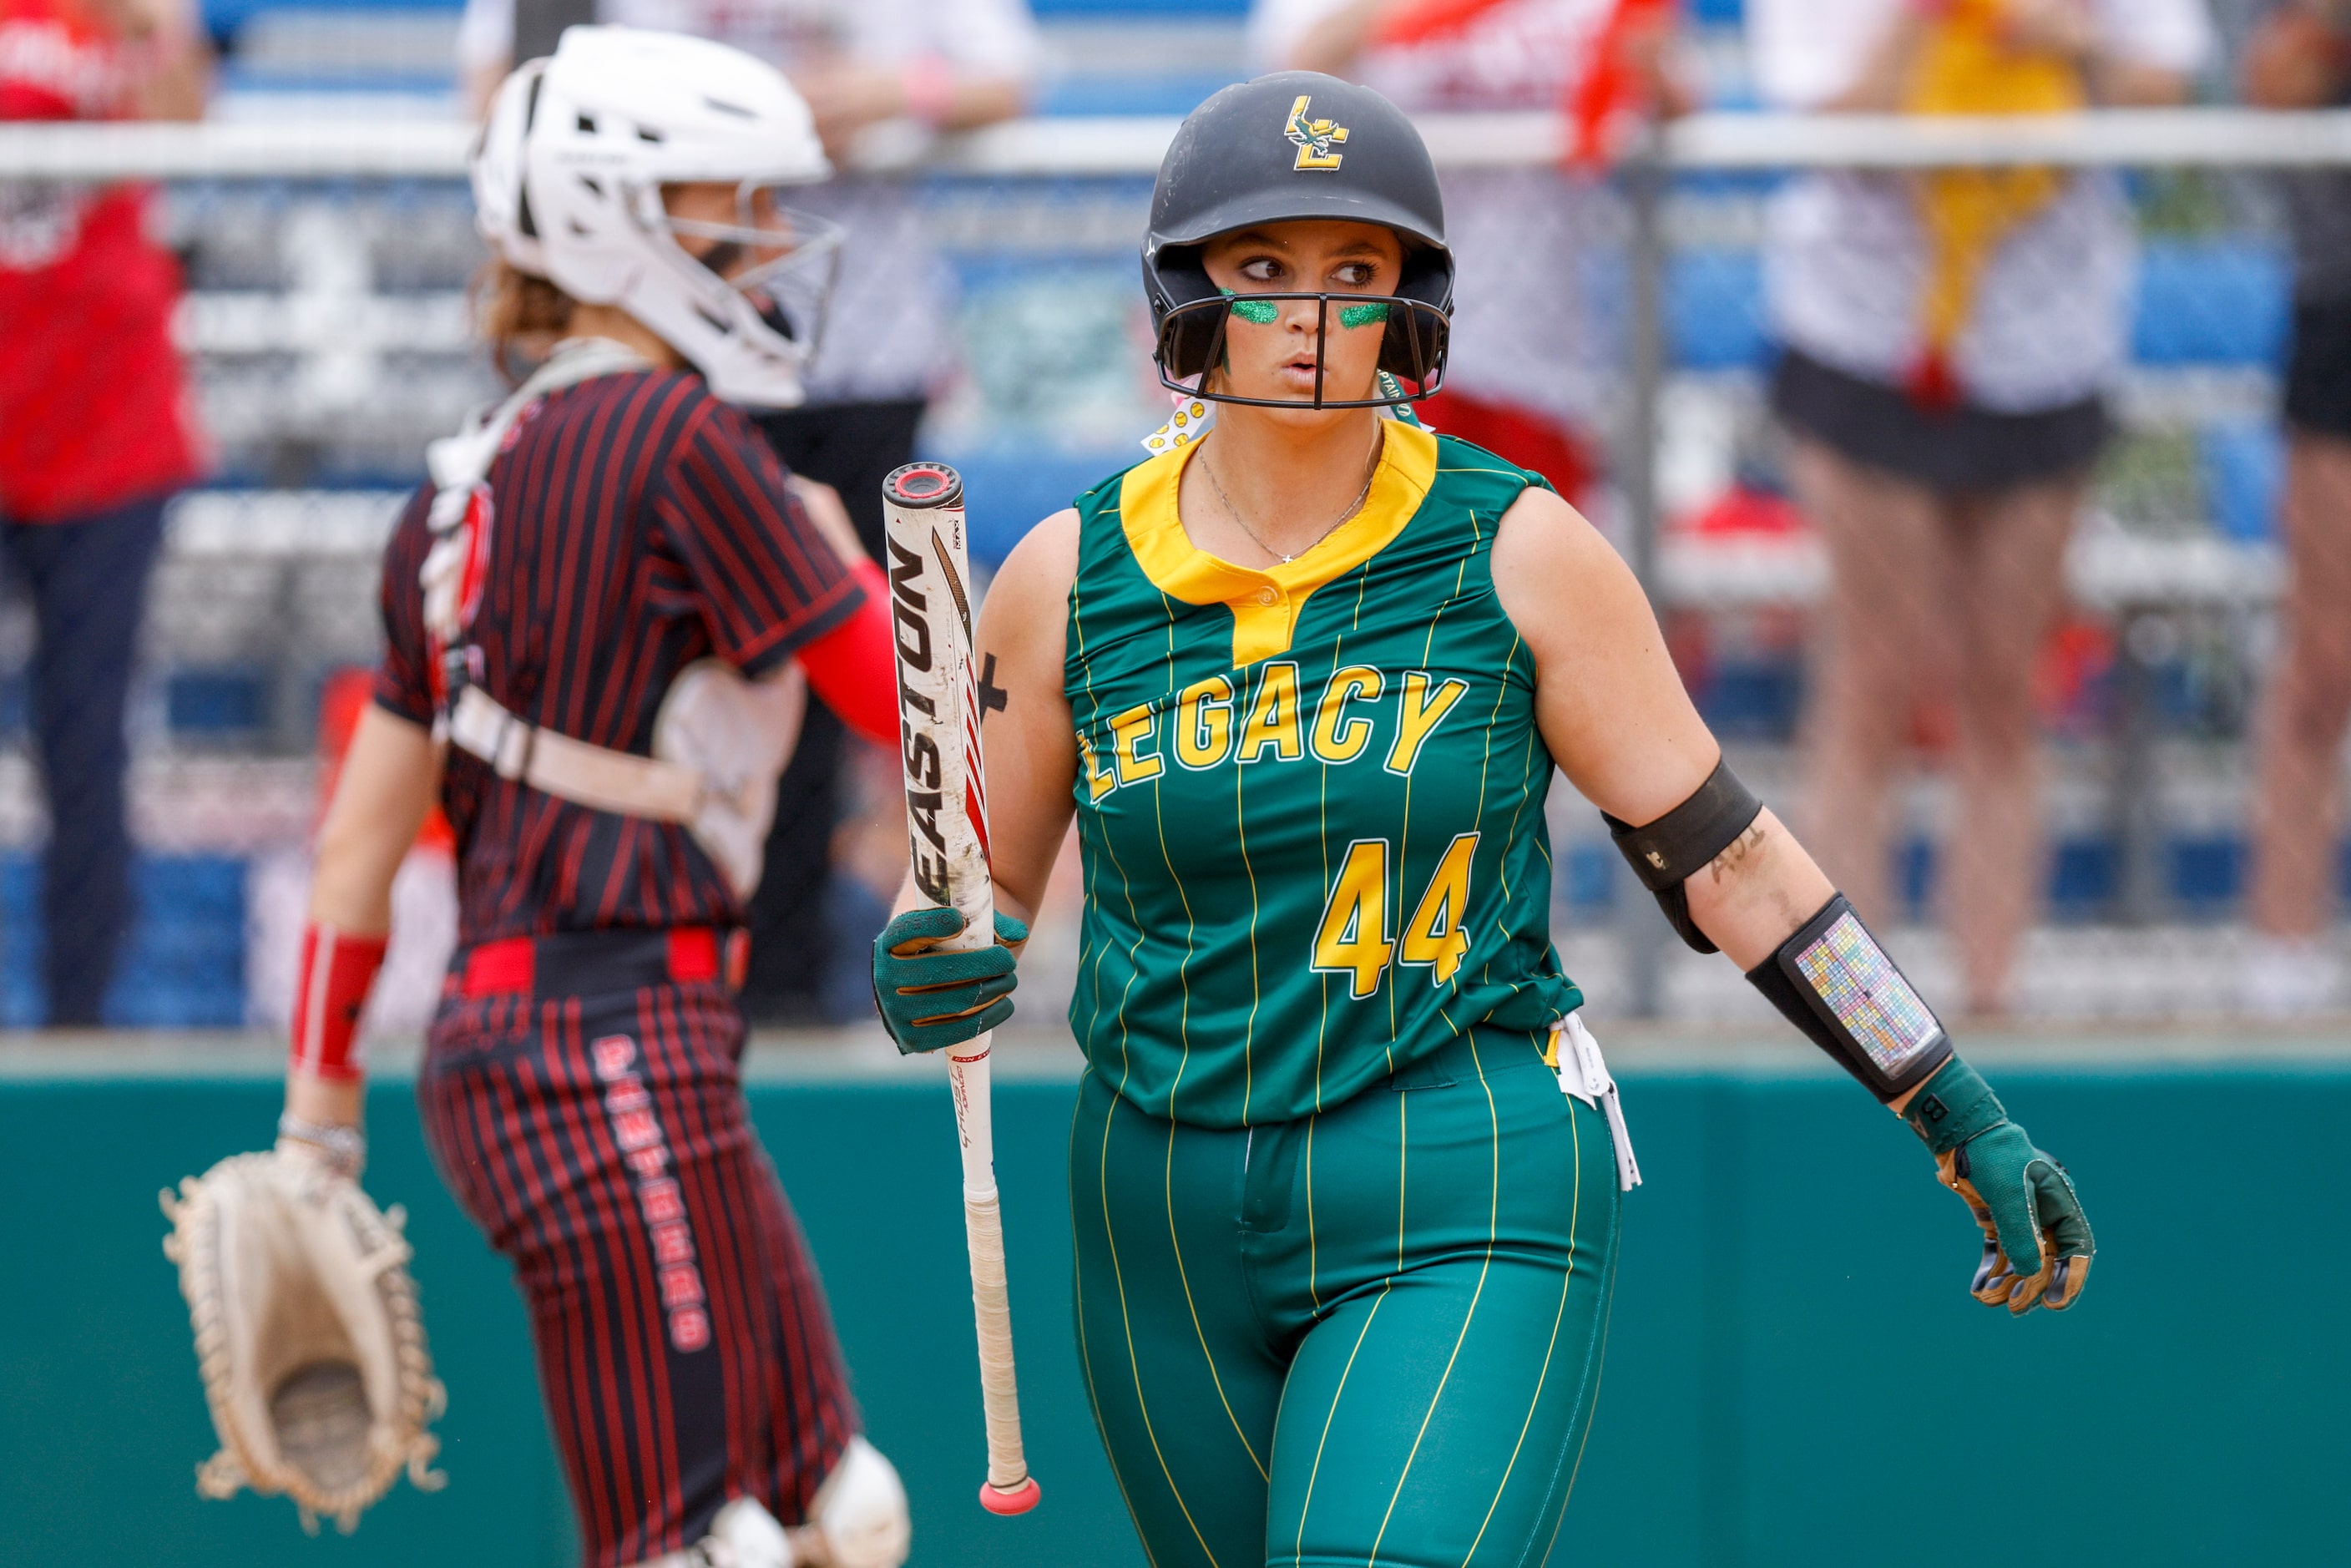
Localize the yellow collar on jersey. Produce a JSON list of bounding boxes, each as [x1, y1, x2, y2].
[[1119, 421, 1438, 667]]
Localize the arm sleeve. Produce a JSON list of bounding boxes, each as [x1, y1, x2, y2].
[[653, 403, 866, 679], [372, 487, 440, 727], [797, 559, 902, 747]]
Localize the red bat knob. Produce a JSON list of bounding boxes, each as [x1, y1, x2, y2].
[[979, 1476, 1042, 1515]]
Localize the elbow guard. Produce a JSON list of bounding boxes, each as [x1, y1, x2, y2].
[[1603, 759, 1763, 953], [1746, 894, 1953, 1102]]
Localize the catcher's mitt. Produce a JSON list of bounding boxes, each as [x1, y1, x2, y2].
[[159, 1145, 447, 1533]]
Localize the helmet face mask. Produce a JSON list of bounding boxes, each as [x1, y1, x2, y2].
[[639, 180, 847, 373], [710, 217, 845, 364], [1144, 73, 1454, 413], [1153, 291, 1449, 410]]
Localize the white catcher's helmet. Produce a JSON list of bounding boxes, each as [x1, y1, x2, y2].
[[469, 26, 842, 407]]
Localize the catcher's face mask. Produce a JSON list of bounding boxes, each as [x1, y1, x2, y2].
[[659, 179, 845, 362], [1160, 220, 1448, 411]]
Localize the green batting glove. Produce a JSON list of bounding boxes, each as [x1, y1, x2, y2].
[[1904, 1057, 2095, 1315], [872, 905, 1029, 1055]]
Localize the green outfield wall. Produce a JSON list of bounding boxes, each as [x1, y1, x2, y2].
[[1, 1046, 2338, 1567]]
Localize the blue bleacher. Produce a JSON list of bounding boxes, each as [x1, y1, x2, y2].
[[1563, 830, 2300, 922], [167, 670, 272, 737], [1692, 655, 1803, 739], [1035, 73, 1244, 116], [1904, 834, 2272, 923], [1, 670, 274, 742], [2200, 418, 2285, 543], [0, 854, 247, 1028], [1661, 234, 2290, 376], [1667, 246, 1767, 371], [1561, 841, 1615, 912], [2131, 239, 2291, 367]]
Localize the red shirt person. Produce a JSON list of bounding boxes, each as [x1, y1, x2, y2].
[[0, 0, 202, 518], [0, 0, 207, 1023]]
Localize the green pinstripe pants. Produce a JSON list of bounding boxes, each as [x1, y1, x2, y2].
[[1071, 1029, 1622, 1568]]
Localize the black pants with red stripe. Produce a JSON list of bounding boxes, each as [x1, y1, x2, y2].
[[417, 942, 857, 1568]]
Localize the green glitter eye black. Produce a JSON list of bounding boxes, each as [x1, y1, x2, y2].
[[1153, 288, 1444, 409]]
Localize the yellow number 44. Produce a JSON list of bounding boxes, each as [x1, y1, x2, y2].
[[1398, 832, 1477, 985], [1312, 832, 1479, 999]]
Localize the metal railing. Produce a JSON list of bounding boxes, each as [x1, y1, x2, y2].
[[9, 106, 2351, 178]]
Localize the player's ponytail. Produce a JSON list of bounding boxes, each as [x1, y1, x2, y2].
[[473, 257, 577, 386]]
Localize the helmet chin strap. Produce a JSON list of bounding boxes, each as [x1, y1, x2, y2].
[[1140, 372, 1426, 456]]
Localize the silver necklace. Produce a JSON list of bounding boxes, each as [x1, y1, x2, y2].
[[1200, 429, 1383, 565]]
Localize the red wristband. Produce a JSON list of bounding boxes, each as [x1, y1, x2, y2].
[[289, 924, 390, 1083]]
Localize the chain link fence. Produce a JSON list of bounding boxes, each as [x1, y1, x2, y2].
[[1599, 124, 2333, 1026], [4, 104, 2348, 1032]]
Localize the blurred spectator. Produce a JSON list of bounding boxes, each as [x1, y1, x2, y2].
[[2243, 0, 2351, 1012], [0, 0, 210, 1025], [458, 0, 1038, 1021], [1251, 0, 1687, 502], [1751, 0, 2209, 1014]]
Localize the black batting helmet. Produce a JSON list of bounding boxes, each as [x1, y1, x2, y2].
[[1143, 72, 1453, 408]]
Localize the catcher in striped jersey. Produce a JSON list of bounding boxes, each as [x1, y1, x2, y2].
[[266, 30, 911, 1568]]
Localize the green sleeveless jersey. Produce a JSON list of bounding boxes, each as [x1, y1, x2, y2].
[[1063, 422, 1584, 1128]]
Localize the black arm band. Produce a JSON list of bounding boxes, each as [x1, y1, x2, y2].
[[1603, 758, 1763, 954], [1745, 894, 1954, 1102]]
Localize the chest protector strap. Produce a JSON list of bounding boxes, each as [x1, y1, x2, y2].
[[421, 337, 652, 683], [421, 338, 808, 898]]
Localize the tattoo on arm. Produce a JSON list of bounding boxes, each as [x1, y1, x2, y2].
[[978, 653, 1010, 721], [1708, 821, 1767, 883]]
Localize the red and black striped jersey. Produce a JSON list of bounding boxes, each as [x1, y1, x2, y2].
[[375, 368, 861, 943]]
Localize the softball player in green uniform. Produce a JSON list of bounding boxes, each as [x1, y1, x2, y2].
[[873, 73, 2096, 1568]]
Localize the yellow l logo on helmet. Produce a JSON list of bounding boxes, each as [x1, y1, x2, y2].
[[1284, 95, 1348, 171]]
